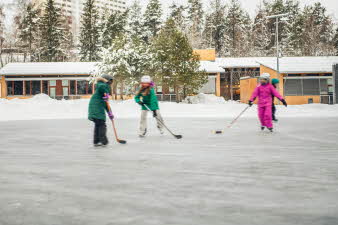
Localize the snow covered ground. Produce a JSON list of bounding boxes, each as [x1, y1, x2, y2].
[[1, 94, 338, 121], [1, 94, 338, 225]]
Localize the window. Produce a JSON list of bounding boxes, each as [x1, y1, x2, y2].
[[88, 83, 93, 94], [77, 80, 87, 95], [7, 81, 13, 95], [303, 79, 319, 95], [285, 79, 302, 96], [320, 79, 328, 95], [13, 81, 23, 95], [42, 81, 49, 94], [25, 81, 31, 95], [70, 80, 76, 95], [32, 81, 41, 95]]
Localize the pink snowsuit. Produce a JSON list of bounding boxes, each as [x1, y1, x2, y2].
[[250, 83, 284, 128]]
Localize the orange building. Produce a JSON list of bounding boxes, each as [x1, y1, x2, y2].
[[240, 57, 338, 105]]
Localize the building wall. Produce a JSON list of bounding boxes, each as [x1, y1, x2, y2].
[[193, 49, 216, 61], [240, 77, 257, 104]]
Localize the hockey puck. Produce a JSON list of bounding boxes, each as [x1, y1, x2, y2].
[[214, 130, 223, 134]]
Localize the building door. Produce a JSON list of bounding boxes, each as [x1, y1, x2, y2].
[[56, 80, 63, 97]]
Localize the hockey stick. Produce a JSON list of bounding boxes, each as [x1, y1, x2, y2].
[[105, 99, 127, 144], [144, 104, 182, 139], [214, 105, 250, 134]]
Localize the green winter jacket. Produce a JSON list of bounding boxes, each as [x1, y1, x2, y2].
[[88, 78, 111, 121], [134, 87, 159, 111]]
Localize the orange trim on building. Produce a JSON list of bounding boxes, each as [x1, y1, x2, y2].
[[193, 49, 216, 61]]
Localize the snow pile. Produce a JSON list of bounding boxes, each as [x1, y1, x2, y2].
[[0, 97, 338, 121], [183, 94, 227, 104]]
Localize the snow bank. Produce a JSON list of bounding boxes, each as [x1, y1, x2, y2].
[[183, 94, 227, 104], [0, 96, 338, 121]]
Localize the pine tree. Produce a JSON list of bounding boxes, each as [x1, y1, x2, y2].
[[39, 0, 65, 62], [202, 0, 226, 56], [252, 5, 271, 56], [97, 34, 150, 98], [334, 28, 338, 55], [168, 3, 187, 33], [79, 0, 101, 61], [224, 0, 252, 57], [101, 10, 128, 49], [187, 0, 204, 48], [301, 2, 335, 56], [143, 0, 162, 43], [151, 19, 207, 101], [128, 1, 146, 40], [18, 3, 40, 62]]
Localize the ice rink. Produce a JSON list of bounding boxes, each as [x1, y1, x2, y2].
[[0, 117, 338, 225]]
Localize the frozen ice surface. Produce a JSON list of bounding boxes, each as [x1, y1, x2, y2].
[[0, 117, 338, 225]]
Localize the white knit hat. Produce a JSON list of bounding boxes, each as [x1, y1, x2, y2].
[[141, 75, 152, 83], [260, 73, 270, 80]]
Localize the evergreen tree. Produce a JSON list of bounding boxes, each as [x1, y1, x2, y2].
[[151, 19, 207, 101], [143, 0, 162, 42], [252, 5, 271, 56], [101, 10, 128, 49], [187, 0, 204, 48], [98, 34, 150, 98], [224, 0, 252, 56], [202, 0, 226, 56], [18, 3, 40, 62], [128, 1, 146, 40], [39, 0, 65, 62], [79, 0, 101, 61], [301, 2, 335, 56], [334, 28, 338, 55], [168, 3, 187, 33]]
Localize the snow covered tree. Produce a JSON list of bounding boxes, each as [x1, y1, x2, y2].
[[17, 3, 41, 62], [101, 10, 128, 49], [97, 34, 151, 98], [151, 19, 207, 101], [334, 28, 338, 55], [202, 0, 226, 56], [128, 1, 146, 40], [168, 3, 187, 33], [252, 5, 271, 56], [39, 0, 66, 62], [224, 0, 252, 57], [79, 0, 101, 61], [301, 2, 336, 56], [0, 6, 5, 67], [143, 0, 162, 43], [187, 0, 204, 48]]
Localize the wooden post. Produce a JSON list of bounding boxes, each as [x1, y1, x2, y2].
[[216, 72, 221, 97]]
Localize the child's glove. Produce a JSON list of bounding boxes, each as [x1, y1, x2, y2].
[[108, 111, 114, 120], [138, 101, 145, 106], [103, 94, 110, 102], [152, 110, 157, 118], [248, 100, 253, 107], [281, 99, 287, 107]]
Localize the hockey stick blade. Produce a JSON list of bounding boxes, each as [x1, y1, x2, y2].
[[175, 135, 183, 139]]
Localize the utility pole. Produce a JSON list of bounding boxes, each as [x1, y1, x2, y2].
[[267, 13, 289, 97]]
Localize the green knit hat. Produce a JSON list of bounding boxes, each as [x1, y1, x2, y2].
[[271, 78, 280, 85]]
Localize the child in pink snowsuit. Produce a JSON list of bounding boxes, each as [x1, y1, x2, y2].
[[249, 73, 287, 132]]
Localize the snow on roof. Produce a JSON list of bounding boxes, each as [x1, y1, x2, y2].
[[257, 56, 338, 74], [0, 62, 99, 76], [216, 57, 275, 68], [199, 61, 224, 73]]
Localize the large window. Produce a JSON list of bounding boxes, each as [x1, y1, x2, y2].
[[77, 80, 93, 95], [285, 78, 331, 96], [25, 81, 31, 95], [6, 81, 23, 95], [42, 81, 48, 94], [32, 81, 41, 95], [70, 80, 76, 95]]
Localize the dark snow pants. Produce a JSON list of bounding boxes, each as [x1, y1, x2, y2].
[[272, 104, 276, 121], [93, 119, 108, 145]]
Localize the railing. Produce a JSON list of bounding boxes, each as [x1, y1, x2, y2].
[[156, 94, 177, 102]]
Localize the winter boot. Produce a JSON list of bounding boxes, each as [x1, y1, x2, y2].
[[261, 126, 265, 131], [268, 128, 273, 132], [139, 128, 147, 138], [158, 126, 164, 135]]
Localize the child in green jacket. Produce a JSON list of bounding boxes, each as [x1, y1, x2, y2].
[[88, 75, 114, 146], [135, 76, 164, 137]]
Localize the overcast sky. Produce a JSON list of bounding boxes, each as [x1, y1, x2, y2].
[[131, 0, 338, 20]]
